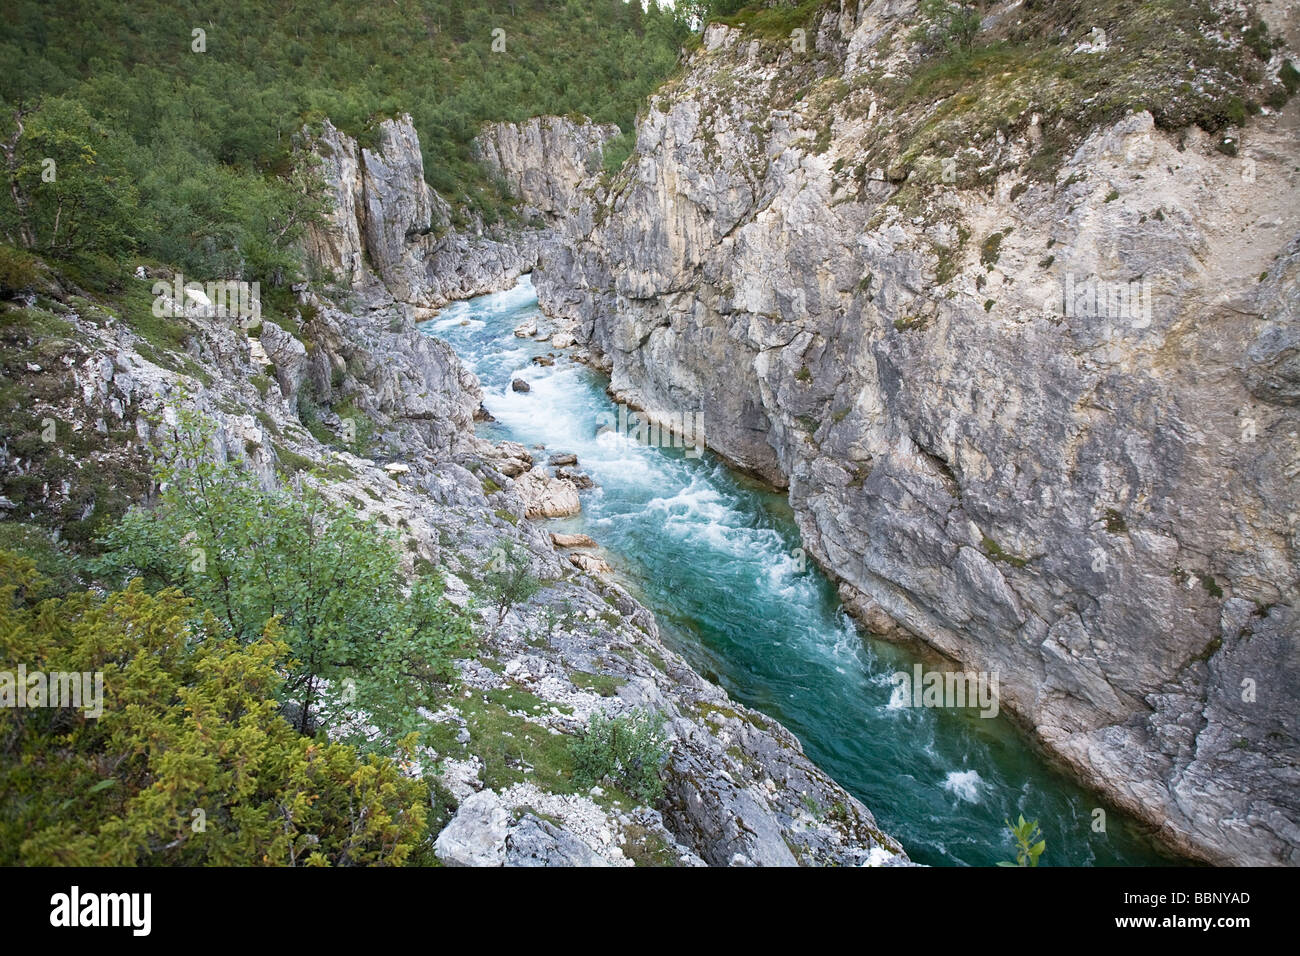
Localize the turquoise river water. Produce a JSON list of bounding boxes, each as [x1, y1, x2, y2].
[[421, 276, 1179, 867]]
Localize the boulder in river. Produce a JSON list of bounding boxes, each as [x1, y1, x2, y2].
[[548, 452, 578, 466], [550, 532, 598, 548], [556, 467, 594, 489], [568, 552, 613, 576], [489, 440, 533, 477], [513, 468, 581, 518], [513, 318, 537, 337], [511, 378, 531, 392]]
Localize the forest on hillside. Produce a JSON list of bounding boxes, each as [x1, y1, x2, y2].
[[0, 0, 696, 293]]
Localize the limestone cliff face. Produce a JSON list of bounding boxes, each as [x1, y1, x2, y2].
[[303, 115, 538, 309], [475, 116, 620, 223], [531, 1, 1300, 864]]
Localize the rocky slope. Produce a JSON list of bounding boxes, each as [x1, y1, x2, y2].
[[0, 114, 908, 866], [529, 0, 1300, 865]]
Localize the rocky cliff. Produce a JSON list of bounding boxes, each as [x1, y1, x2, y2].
[[531, 0, 1300, 865], [475, 116, 621, 223], [303, 115, 540, 311]]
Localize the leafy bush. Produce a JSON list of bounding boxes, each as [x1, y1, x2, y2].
[[0, 245, 40, 295], [480, 537, 542, 626], [570, 711, 669, 803], [912, 0, 982, 54], [0, 550, 429, 865], [998, 814, 1047, 867], [706, 0, 834, 39], [95, 404, 472, 748], [601, 128, 636, 175]]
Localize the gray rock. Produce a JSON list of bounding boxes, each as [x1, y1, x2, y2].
[[475, 116, 620, 224], [520, 10, 1300, 866], [434, 790, 509, 867], [504, 814, 610, 867], [302, 114, 539, 309]]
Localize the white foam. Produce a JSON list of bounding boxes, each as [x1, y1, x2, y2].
[[886, 680, 910, 711], [427, 315, 485, 333], [942, 769, 984, 804]]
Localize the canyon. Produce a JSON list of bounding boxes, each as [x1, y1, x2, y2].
[[7, 0, 1295, 868]]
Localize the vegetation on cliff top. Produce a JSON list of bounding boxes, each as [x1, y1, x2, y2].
[[692, 0, 1293, 192], [0, 0, 692, 294]]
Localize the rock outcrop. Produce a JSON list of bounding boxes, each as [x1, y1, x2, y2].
[[530, 0, 1300, 865], [303, 115, 539, 309], [475, 116, 620, 222]]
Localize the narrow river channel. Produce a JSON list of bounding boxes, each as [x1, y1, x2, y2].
[[421, 275, 1177, 867]]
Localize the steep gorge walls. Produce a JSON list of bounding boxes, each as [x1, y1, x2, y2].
[[301, 114, 618, 310], [529, 0, 1300, 864]]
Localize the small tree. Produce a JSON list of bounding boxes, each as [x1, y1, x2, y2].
[[570, 711, 669, 804], [998, 814, 1047, 867], [95, 404, 472, 748], [481, 537, 542, 627], [0, 550, 430, 866], [913, 0, 982, 54]]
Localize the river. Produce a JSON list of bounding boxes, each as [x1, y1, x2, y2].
[[420, 275, 1177, 867]]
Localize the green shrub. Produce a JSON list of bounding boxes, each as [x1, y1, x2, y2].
[[998, 814, 1046, 867], [601, 129, 636, 175], [0, 245, 41, 295], [481, 538, 541, 626], [0, 549, 430, 866], [912, 0, 982, 54], [569, 711, 668, 804], [95, 404, 473, 749]]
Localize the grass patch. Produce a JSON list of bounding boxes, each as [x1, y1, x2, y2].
[[714, 0, 836, 40], [570, 671, 627, 698], [981, 534, 1029, 569]]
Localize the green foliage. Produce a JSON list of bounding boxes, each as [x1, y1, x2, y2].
[[864, 0, 1287, 195], [0, 549, 429, 865], [1280, 59, 1300, 95], [94, 404, 473, 748], [0, 521, 82, 592], [979, 230, 1005, 270], [569, 710, 668, 804], [0, 244, 41, 293], [0, 98, 141, 260], [480, 537, 542, 626], [0, 0, 691, 284], [998, 814, 1046, 867], [912, 0, 982, 54], [332, 398, 378, 456], [601, 128, 637, 175], [706, 0, 833, 40]]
